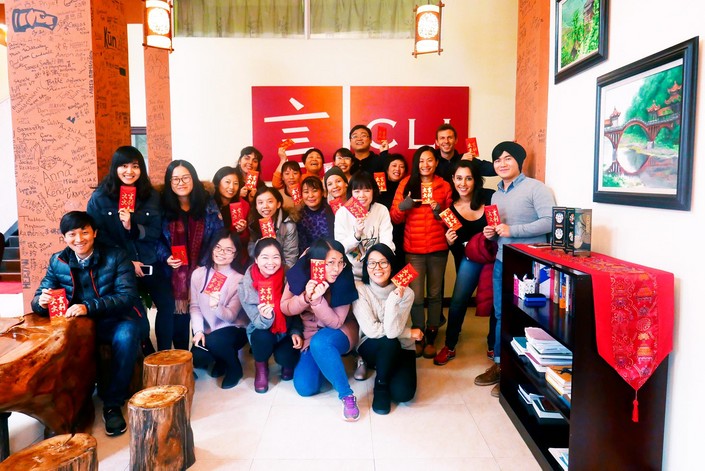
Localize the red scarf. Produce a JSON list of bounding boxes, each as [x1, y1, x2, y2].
[[169, 214, 206, 305], [251, 264, 286, 334]]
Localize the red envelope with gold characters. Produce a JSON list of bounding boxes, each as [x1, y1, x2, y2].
[[310, 259, 326, 283], [391, 263, 419, 288], [279, 138, 295, 150], [119, 186, 137, 212], [374, 172, 387, 192], [258, 280, 274, 306], [171, 245, 188, 265], [421, 183, 433, 204], [377, 126, 387, 142], [48, 289, 68, 318], [245, 171, 259, 190], [465, 137, 479, 157], [259, 217, 276, 239], [344, 197, 368, 219], [203, 271, 228, 295], [289, 185, 303, 205], [485, 204, 501, 226], [329, 197, 344, 214], [229, 202, 244, 229], [439, 208, 462, 231]]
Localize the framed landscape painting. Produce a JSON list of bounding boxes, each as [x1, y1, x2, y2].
[[555, 0, 608, 83], [593, 37, 698, 211]]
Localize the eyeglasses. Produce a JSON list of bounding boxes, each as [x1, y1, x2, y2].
[[213, 245, 236, 255], [326, 260, 347, 270], [350, 133, 370, 140], [171, 175, 192, 185], [367, 260, 390, 269], [335, 156, 352, 162]]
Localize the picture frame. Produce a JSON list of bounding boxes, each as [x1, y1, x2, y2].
[[555, 0, 608, 84], [593, 37, 699, 211]]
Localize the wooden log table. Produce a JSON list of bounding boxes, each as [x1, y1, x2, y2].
[[0, 433, 97, 470], [0, 314, 96, 460]]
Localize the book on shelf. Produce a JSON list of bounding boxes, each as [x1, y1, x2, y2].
[[525, 344, 572, 366], [524, 351, 548, 372], [525, 327, 572, 355], [548, 448, 569, 471], [531, 260, 575, 314], [518, 384, 542, 405], [511, 337, 528, 356], [545, 365, 572, 390], [546, 373, 572, 398]]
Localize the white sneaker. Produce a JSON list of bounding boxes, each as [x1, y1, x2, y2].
[[354, 357, 367, 381]]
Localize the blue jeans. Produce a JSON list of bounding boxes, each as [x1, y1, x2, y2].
[[96, 317, 142, 408], [493, 260, 503, 363], [293, 328, 352, 399], [444, 257, 482, 349]]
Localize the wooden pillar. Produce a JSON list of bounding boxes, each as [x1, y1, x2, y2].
[[6, 0, 131, 312], [515, 0, 550, 181], [144, 47, 173, 186]]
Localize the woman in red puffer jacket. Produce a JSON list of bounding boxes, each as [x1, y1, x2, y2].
[[390, 145, 452, 359]]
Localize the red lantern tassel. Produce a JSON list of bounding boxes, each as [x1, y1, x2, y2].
[[632, 390, 639, 423]]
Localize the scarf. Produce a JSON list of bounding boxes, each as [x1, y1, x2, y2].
[[251, 263, 286, 334], [286, 253, 358, 308], [169, 212, 206, 310]]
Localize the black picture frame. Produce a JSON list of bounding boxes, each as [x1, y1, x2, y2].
[[593, 37, 698, 211], [555, 0, 608, 84]]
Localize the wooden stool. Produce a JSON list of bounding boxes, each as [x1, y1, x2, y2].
[[128, 385, 195, 471], [143, 350, 194, 415], [0, 433, 97, 470]]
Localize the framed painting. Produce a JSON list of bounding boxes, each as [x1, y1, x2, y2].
[[593, 37, 698, 211], [555, 0, 608, 83]]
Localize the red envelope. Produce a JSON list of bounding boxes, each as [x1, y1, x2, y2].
[[289, 185, 303, 205], [374, 172, 387, 192], [391, 263, 419, 288], [279, 138, 295, 150], [439, 208, 462, 231], [259, 217, 276, 239], [48, 289, 68, 318], [229, 202, 244, 229], [344, 197, 368, 219], [203, 271, 228, 295], [245, 171, 259, 190], [421, 183, 433, 204], [310, 259, 326, 283], [119, 186, 137, 212], [485, 204, 501, 226], [172, 245, 188, 265], [258, 280, 274, 306], [377, 126, 387, 141], [465, 137, 479, 157], [329, 197, 344, 214]]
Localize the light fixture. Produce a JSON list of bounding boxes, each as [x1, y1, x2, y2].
[[412, 2, 444, 57], [143, 0, 174, 52]]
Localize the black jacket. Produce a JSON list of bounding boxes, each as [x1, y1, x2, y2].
[[31, 245, 146, 323]]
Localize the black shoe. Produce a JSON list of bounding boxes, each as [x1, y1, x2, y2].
[[209, 361, 226, 378], [221, 371, 242, 389], [372, 384, 391, 415], [103, 407, 127, 436]]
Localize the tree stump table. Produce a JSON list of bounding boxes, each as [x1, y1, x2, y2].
[[0, 433, 97, 470], [128, 385, 195, 471], [143, 350, 195, 415]]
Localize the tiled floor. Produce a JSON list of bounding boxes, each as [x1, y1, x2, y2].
[[5, 301, 540, 470]]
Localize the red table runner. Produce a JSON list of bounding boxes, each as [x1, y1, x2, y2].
[[513, 244, 674, 421]]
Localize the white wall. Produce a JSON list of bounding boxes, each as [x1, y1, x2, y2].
[[545, 1, 704, 469]]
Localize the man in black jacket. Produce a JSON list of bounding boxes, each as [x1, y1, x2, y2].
[[32, 211, 147, 437], [434, 123, 496, 183]]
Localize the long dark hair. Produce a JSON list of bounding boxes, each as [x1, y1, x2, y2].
[[361, 243, 395, 284], [161, 160, 210, 221], [406, 145, 436, 199], [98, 146, 153, 201], [200, 228, 244, 292], [248, 186, 288, 236], [450, 160, 485, 211], [212, 166, 242, 207], [237, 146, 263, 171]]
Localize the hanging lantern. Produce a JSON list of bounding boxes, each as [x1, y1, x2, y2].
[[143, 0, 173, 52], [413, 2, 444, 57]]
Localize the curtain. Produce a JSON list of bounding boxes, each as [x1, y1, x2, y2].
[[311, 0, 414, 38]]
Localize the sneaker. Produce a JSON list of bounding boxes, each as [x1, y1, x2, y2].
[[103, 407, 127, 437], [486, 349, 494, 360], [433, 346, 456, 366], [354, 357, 367, 381], [341, 394, 360, 422], [474, 363, 500, 386], [491, 383, 500, 398]]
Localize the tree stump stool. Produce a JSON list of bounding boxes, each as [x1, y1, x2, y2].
[[0, 433, 97, 470], [143, 350, 195, 416], [128, 385, 195, 471]]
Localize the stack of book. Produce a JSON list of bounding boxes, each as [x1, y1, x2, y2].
[[510, 336, 528, 356], [545, 364, 573, 401], [548, 448, 569, 471], [524, 327, 572, 373], [518, 385, 565, 422]]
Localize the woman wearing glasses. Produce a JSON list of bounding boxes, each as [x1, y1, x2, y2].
[[332, 147, 360, 181], [158, 160, 224, 349], [352, 244, 421, 415], [190, 229, 248, 389], [280, 238, 361, 421]]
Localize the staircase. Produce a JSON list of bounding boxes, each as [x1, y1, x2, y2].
[[0, 223, 20, 283]]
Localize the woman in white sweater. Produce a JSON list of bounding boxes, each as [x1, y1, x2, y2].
[[352, 243, 423, 415]]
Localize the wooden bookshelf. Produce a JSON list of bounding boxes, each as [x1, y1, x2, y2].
[[499, 245, 668, 471]]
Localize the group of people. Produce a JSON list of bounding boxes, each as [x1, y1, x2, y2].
[[31, 122, 555, 437]]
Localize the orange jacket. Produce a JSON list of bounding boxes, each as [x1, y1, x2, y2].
[[390, 175, 452, 254]]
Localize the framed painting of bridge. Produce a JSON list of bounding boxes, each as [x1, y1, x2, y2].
[[555, 0, 608, 84], [593, 37, 698, 211]]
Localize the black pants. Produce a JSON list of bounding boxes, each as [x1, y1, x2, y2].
[[358, 336, 417, 403], [191, 326, 248, 379], [250, 329, 300, 368], [137, 263, 175, 351]]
